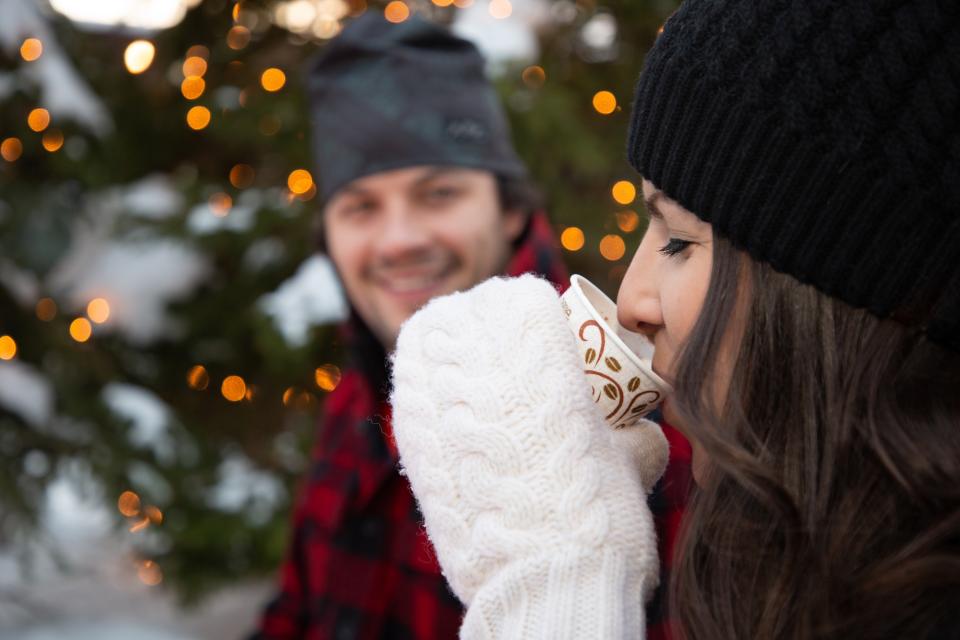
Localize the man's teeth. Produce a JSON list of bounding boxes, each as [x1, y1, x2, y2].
[[383, 274, 443, 292]]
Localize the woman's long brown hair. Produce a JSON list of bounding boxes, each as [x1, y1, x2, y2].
[[669, 235, 960, 639]]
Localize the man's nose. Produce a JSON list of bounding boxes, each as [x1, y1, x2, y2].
[[616, 233, 662, 342], [374, 201, 431, 259]]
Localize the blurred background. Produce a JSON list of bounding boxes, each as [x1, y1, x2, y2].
[[0, 0, 678, 636]]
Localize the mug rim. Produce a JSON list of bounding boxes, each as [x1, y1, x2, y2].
[[567, 274, 673, 392]]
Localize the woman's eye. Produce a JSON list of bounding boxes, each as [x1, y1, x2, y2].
[[658, 238, 692, 258]]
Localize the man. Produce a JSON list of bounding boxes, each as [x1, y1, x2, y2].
[[254, 12, 690, 640]]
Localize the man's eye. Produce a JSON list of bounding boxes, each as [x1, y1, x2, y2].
[[658, 238, 692, 257], [423, 187, 460, 202]]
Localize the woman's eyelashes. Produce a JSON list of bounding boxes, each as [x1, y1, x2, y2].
[[658, 237, 692, 258]]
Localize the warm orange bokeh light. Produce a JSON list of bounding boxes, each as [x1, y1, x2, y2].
[[144, 505, 163, 525], [181, 76, 205, 100], [521, 65, 546, 89], [124, 40, 156, 74], [616, 210, 640, 233], [1, 138, 23, 162], [221, 375, 247, 402], [315, 364, 342, 392], [182, 56, 208, 78], [432, 0, 454, 5], [41, 129, 64, 152], [229, 164, 255, 189], [611, 180, 637, 205], [227, 25, 251, 50], [208, 192, 233, 217], [599, 234, 627, 261], [260, 68, 286, 92], [592, 90, 617, 115], [138, 560, 163, 586], [118, 490, 141, 517], [187, 365, 210, 390], [560, 227, 586, 252], [186, 106, 212, 130], [186, 44, 210, 60], [0, 336, 16, 361], [287, 169, 314, 195], [489, 0, 512, 19], [87, 298, 110, 324], [453, 0, 474, 6], [27, 108, 50, 132], [36, 297, 57, 321], [69, 318, 92, 343], [384, 1, 410, 23], [20, 38, 43, 62]]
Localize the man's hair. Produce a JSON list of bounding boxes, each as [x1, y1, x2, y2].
[[669, 233, 960, 638]]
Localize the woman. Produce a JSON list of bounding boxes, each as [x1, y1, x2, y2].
[[390, 0, 960, 638]]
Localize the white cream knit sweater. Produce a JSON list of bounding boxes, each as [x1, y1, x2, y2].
[[391, 275, 668, 639]]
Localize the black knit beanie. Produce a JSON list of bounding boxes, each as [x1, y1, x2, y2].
[[305, 13, 527, 203], [628, 0, 960, 351]]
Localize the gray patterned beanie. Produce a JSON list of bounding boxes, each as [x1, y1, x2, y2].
[[306, 12, 527, 204], [628, 0, 959, 351]]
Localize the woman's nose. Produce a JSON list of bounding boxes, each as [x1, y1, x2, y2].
[[616, 234, 663, 342]]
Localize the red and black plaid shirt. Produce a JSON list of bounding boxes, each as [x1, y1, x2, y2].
[[254, 212, 692, 639]]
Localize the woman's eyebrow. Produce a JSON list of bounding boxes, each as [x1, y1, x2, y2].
[[643, 190, 666, 220]]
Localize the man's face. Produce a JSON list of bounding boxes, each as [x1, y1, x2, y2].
[[324, 166, 526, 349]]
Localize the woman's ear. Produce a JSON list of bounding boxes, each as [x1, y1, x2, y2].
[[503, 208, 528, 244]]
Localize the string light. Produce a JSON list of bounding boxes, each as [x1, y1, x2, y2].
[[1, 138, 22, 162], [186, 106, 211, 130], [27, 108, 50, 132], [144, 505, 163, 525], [0, 336, 17, 360], [592, 90, 617, 115], [260, 68, 286, 92], [117, 490, 141, 517], [616, 210, 640, 232], [186, 365, 209, 390], [208, 192, 232, 216], [69, 318, 92, 342], [384, 1, 409, 23], [129, 516, 150, 533], [315, 364, 342, 391], [229, 164, 255, 188], [611, 180, 636, 205], [521, 65, 546, 89], [181, 76, 205, 100], [87, 298, 110, 324], [36, 298, 57, 321], [287, 169, 314, 195], [138, 560, 163, 586], [227, 25, 251, 50], [20, 38, 43, 62], [489, 0, 512, 19], [221, 375, 247, 402], [185, 45, 210, 60], [432, 0, 454, 5], [599, 234, 627, 261], [560, 227, 585, 252], [124, 40, 155, 74], [282, 386, 297, 406], [42, 129, 64, 152], [182, 56, 208, 77]]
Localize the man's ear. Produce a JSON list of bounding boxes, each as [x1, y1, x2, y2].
[[503, 208, 528, 244]]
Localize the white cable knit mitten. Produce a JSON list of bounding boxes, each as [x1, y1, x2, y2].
[[391, 275, 668, 640]]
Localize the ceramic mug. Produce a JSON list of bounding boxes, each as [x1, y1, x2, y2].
[[560, 274, 672, 429]]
